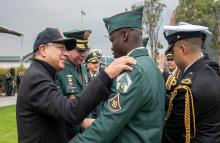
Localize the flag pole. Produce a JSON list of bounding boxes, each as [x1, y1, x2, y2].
[[81, 11, 85, 29]]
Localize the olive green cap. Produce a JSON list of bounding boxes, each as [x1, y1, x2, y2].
[[85, 50, 102, 63], [64, 29, 91, 50], [103, 6, 144, 35]]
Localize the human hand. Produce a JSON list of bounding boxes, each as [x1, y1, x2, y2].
[[105, 56, 136, 79], [81, 118, 95, 129]]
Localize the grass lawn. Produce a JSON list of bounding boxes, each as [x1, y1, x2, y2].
[[0, 105, 17, 143]]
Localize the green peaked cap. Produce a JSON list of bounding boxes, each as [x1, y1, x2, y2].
[[85, 50, 102, 63], [64, 29, 91, 50], [103, 6, 144, 35]]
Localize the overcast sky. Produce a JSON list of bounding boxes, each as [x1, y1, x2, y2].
[[0, 0, 178, 57]]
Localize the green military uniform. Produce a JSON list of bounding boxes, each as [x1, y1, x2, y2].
[[56, 29, 91, 138], [85, 50, 102, 82], [57, 29, 91, 98], [57, 60, 88, 98], [73, 48, 165, 143], [85, 50, 103, 118], [72, 6, 165, 143]]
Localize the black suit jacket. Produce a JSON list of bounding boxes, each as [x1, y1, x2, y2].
[[16, 60, 111, 143], [162, 57, 220, 143]]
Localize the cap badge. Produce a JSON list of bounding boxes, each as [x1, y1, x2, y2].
[[93, 52, 97, 57], [83, 31, 90, 40]]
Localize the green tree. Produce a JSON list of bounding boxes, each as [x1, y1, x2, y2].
[[176, 0, 220, 49], [143, 0, 166, 62]]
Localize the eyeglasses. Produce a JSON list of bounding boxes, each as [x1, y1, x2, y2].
[[46, 44, 67, 53]]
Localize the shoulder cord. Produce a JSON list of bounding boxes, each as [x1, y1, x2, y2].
[[174, 68, 180, 78], [166, 83, 196, 143]]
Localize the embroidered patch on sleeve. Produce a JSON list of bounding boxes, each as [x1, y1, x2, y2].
[[116, 73, 132, 93], [108, 93, 121, 112]]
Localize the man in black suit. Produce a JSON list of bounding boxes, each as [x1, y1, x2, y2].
[[16, 28, 135, 143]]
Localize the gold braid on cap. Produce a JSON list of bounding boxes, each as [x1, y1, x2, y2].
[[166, 78, 196, 143], [76, 39, 89, 49], [76, 39, 88, 43]]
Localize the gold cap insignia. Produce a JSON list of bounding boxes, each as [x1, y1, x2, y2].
[[93, 52, 97, 57], [83, 31, 90, 40]]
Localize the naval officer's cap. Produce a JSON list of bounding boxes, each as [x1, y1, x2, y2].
[[164, 23, 210, 54], [166, 52, 174, 60]]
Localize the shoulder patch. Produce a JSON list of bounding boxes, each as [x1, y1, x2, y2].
[[116, 73, 132, 93], [108, 93, 121, 112]]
